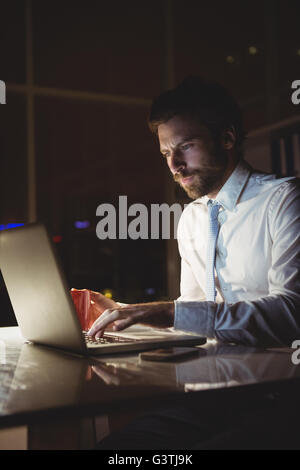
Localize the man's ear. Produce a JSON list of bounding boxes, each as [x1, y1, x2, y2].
[[221, 127, 236, 150]]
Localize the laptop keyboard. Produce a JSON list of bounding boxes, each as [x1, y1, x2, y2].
[[83, 331, 138, 345]]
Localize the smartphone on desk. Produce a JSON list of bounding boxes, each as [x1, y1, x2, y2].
[[139, 347, 200, 362]]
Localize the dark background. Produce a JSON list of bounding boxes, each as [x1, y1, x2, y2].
[[0, 0, 300, 326]]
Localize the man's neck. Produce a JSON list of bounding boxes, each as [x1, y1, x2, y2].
[[207, 158, 239, 199]]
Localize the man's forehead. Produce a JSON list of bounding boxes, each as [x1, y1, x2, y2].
[[158, 115, 209, 147]]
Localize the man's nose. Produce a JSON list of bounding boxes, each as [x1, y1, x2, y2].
[[167, 150, 186, 174]]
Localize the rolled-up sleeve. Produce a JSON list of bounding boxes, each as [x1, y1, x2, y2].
[[174, 181, 300, 347]]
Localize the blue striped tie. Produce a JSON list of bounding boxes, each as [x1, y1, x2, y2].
[[205, 200, 221, 301]]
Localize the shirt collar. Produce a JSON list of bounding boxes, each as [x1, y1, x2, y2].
[[195, 159, 252, 211]]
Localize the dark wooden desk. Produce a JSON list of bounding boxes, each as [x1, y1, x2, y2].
[[1, 327, 300, 449]]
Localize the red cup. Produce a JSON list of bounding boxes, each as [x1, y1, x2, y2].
[[71, 289, 91, 331]]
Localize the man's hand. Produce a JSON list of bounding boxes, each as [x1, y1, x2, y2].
[[87, 301, 175, 339]]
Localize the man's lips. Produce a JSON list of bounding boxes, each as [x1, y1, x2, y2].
[[179, 175, 194, 184]]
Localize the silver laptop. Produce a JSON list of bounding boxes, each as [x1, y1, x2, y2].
[[0, 223, 206, 355]]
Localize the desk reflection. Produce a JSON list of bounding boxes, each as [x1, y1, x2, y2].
[[1, 339, 300, 423], [92, 343, 300, 391]]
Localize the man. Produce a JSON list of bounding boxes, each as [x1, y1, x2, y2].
[[86, 76, 300, 348], [79, 77, 300, 450]]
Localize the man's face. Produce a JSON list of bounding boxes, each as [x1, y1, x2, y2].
[[158, 115, 230, 199]]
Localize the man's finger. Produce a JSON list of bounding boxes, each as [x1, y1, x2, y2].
[[88, 309, 121, 336]]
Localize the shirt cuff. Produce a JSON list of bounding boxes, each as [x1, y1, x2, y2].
[[174, 300, 216, 338]]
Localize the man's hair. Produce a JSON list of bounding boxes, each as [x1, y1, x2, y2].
[[148, 76, 246, 153]]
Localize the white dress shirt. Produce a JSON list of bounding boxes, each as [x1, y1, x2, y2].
[[174, 159, 300, 346]]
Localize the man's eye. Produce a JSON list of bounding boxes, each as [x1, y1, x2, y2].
[[181, 143, 192, 151]]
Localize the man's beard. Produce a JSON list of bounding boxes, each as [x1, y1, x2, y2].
[[173, 154, 229, 199]]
